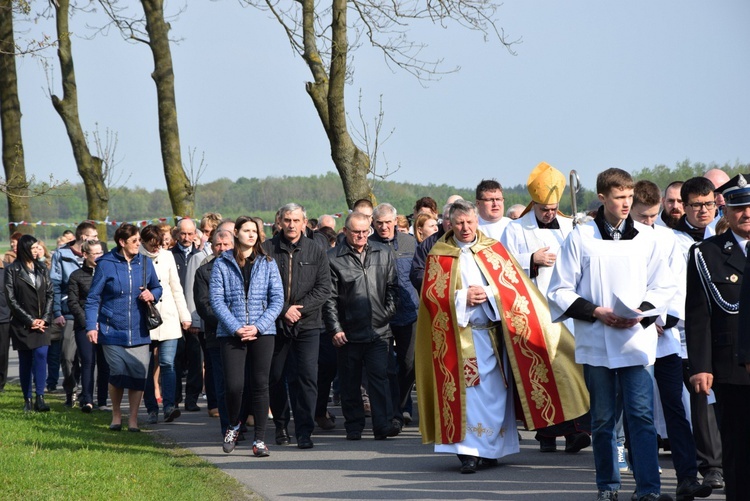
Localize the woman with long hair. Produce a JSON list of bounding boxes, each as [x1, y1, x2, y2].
[[210, 216, 283, 457], [5, 235, 54, 411], [414, 213, 439, 243], [85, 223, 162, 431]]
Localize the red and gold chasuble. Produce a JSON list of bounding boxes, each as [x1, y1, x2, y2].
[[415, 231, 589, 445]]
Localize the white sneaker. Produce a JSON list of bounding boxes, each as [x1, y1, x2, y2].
[[617, 444, 631, 473]]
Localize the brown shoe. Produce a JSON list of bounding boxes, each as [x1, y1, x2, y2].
[[208, 408, 220, 418]]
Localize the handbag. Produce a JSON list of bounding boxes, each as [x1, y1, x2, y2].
[[141, 256, 163, 330]]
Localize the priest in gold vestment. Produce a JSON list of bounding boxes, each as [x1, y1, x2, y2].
[[415, 199, 589, 473]]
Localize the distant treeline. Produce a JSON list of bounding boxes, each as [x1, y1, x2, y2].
[[3, 160, 747, 241]]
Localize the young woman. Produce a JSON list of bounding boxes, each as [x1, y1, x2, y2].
[[68, 239, 109, 413], [5, 235, 54, 411], [210, 216, 283, 457], [414, 213, 439, 243], [85, 224, 162, 431]]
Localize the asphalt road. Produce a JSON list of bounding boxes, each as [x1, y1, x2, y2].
[[6, 356, 726, 501]]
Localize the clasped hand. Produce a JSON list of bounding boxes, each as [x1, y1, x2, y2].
[[236, 325, 258, 342]]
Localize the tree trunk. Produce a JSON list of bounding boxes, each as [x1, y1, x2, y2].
[[141, 0, 193, 220], [51, 0, 109, 239], [301, 0, 372, 208], [0, 0, 32, 235]]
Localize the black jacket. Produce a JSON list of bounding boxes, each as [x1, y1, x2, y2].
[[262, 234, 331, 336], [4, 260, 54, 351], [323, 241, 398, 342], [67, 265, 94, 332], [194, 256, 219, 348], [686, 231, 750, 386]]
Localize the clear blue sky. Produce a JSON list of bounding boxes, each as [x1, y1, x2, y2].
[[13, 0, 750, 194]]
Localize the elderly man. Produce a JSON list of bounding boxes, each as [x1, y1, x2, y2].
[[657, 181, 684, 229], [171, 217, 202, 412], [263, 203, 331, 449], [369, 203, 419, 431], [317, 215, 336, 231], [502, 162, 589, 454], [416, 200, 587, 474], [323, 211, 399, 440], [193, 228, 234, 437], [687, 174, 750, 501], [475, 179, 512, 240], [704, 168, 731, 218]]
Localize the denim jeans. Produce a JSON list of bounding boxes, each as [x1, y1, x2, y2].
[[584, 364, 661, 496], [19, 346, 49, 399], [144, 339, 178, 413]]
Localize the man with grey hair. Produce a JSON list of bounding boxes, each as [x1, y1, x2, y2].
[[415, 199, 587, 473], [263, 203, 331, 449], [369, 203, 419, 430], [323, 211, 399, 440], [317, 215, 336, 230]]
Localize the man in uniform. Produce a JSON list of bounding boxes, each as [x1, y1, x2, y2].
[[687, 173, 750, 501], [502, 162, 590, 453], [416, 200, 588, 474]]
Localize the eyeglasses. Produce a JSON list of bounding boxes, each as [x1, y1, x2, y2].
[[537, 206, 558, 213], [686, 201, 717, 211], [86, 251, 104, 256], [478, 198, 504, 204]]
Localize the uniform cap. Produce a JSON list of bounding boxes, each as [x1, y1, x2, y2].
[[715, 173, 750, 207]]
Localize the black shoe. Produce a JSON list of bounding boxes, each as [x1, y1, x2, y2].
[[637, 494, 673, 501], [64, 393, 74, 408], [564, 432, 591, 453], [458, 455, 478, 474], [478, 457, 499, 467], [297, 436, 314, 449], [23, 398, 33, 412], [538, 436, 557, 452], [389, 419, 403, 436], [275, 427, 291, 446], [346, 431, 362, 440], [184, 401, 201, 412], [676, 476, 712, 500], [109, 424, 122, 431], [164, 407, 181, 423], [702, 470, 724, 489], [34, 395, 50, 412]]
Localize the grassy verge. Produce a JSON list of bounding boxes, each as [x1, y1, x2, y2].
[[0, 385, 257, 500]]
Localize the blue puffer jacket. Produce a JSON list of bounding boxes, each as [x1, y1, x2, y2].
[[85, 250, 163, 347], [210, 251, 284, 338]]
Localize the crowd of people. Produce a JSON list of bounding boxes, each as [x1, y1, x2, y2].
[[1, 162, 749, 501]]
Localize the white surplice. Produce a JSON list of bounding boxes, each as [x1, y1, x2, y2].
[[546, 220, 678, 369], [478, 215, 511, 242]]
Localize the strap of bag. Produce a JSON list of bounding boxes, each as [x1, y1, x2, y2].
[[142, 255, 149, 292]]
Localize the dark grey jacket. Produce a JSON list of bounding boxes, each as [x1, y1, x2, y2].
[[323, 241, 398, 343]]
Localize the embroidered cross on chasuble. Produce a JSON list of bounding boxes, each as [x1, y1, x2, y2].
[[414, 231, 590, 445]]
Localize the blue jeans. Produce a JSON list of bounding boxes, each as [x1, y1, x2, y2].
[[19, 346, 49, 399], [144, 339, 178, 413], [584, 364, 661, 496]]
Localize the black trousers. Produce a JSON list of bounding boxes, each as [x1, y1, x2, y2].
[[683, 360, 722, 475], [0, 322, 9, 390], [337, 337, 392, 435], [268, 328, 320, 440], [713, 383, 750, 501], [315, 331, 338, 418], [388, 323, 416, 423], [219, 335, 274, 442]]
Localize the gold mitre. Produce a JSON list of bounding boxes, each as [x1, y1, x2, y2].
[[527, 162, 566, 205]]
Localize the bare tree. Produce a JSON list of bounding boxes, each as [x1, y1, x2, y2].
[[49, 0, 111, 238], [98, 0, 193, 221], [245, 0, 516, 207], [0, 0, 33, 234]]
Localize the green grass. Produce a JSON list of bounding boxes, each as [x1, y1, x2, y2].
[[0, 385, 257, 500]]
